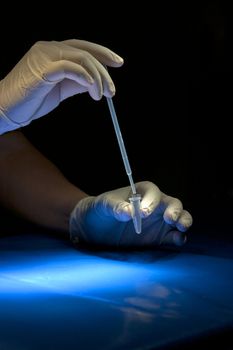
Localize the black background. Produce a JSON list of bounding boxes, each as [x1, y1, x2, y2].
[[0, 0, 232, 237]]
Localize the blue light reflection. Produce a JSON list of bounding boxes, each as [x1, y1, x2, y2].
[[0, 234, 233, 350]]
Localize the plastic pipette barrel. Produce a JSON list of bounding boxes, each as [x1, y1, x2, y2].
[[105, 96, 142, 234], [106, 97, 136, 194]]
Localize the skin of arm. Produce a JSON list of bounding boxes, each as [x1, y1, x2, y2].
[[0, 130, 88, 232]]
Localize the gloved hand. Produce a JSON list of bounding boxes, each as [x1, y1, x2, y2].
[[0, 39, 123, 134], [69, 181, 193, 248]]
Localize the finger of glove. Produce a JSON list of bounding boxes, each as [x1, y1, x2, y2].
[[59, 49, 112, 100], [136, 181, 161, 217], [62, 39, 124, 67], [61, 49, 116, 99], [59, 79, 87, 101], [161, 231, 187, 246], [90, 58, 116, 98], [162, 195, 184, 224], [78, 55, 103, 100], [175, 210, 193, 232], [96, 193, 132, 222], [81, 54, 115, 100], [42, 60, 94, 86]]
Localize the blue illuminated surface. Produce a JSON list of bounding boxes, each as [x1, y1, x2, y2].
[[0, 233, 233, 350]]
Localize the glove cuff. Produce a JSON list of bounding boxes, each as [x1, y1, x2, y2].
[[0, 109, 22, 134], [69, 196, 96, 245]]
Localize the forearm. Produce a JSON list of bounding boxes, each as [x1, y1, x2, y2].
[[0, 130, 88, 232]]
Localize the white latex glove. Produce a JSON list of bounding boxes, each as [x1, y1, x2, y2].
[[0, 39, 123, 134], [69, 181, 193, 248]]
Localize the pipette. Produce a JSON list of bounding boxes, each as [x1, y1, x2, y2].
[[105, 96, 142, 234]]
